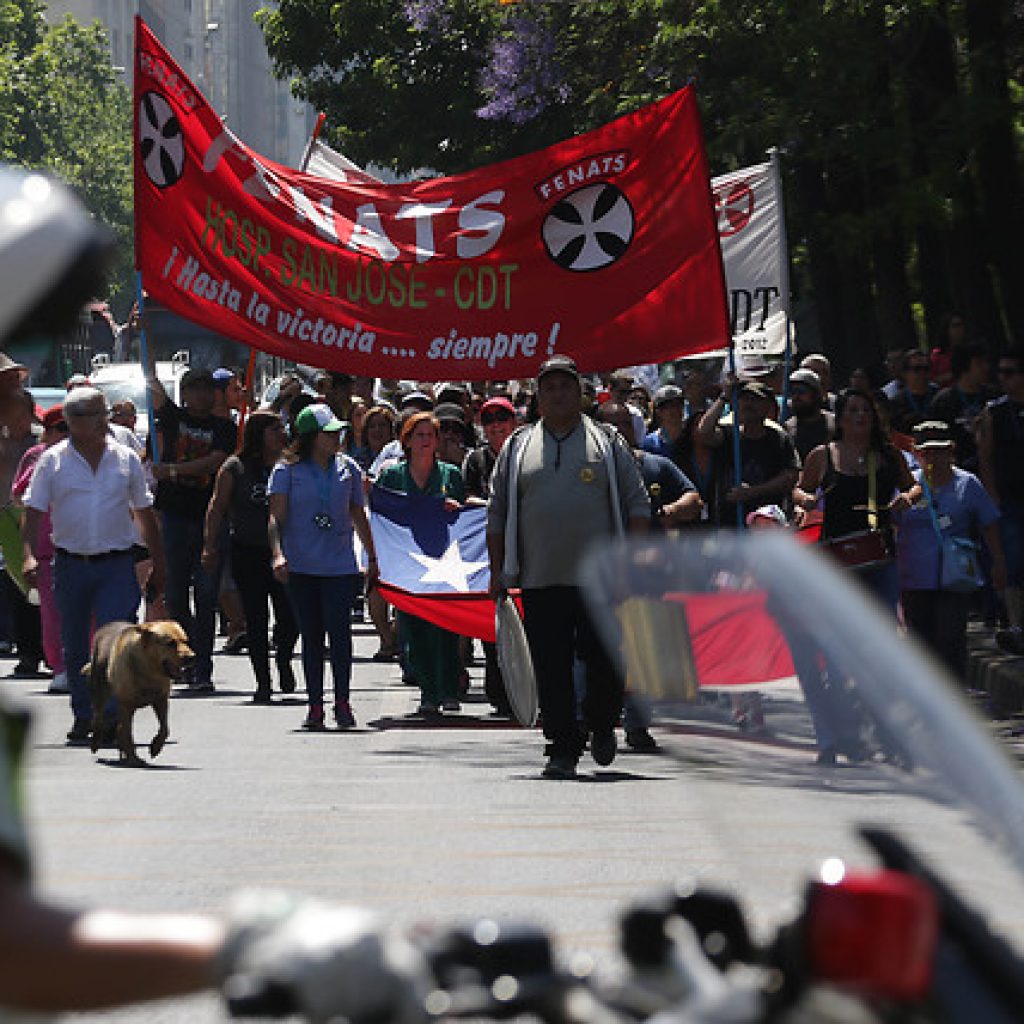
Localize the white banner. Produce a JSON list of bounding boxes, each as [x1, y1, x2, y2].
[[712, 159, 789, 358]]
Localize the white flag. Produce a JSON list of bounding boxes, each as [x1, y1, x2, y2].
[[712, 158, 790, 358], [303, 137, 381, 184]]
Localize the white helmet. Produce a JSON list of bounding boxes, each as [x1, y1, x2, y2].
[[0, 165, 114, 344]]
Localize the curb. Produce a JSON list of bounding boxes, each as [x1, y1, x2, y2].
[[965, 621, 1024, 718]]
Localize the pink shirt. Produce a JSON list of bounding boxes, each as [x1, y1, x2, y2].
[[12, 444, 53, 560]]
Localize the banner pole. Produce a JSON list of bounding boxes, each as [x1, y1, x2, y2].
[[239, 346, 258, 442], [771, 147, 795, 422], [689, 78, 745, 528], [299, 112, 326, 173], [135, 272, 160, 464]]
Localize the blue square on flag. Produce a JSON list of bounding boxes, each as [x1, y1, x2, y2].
[[370, 487, 490, 594]]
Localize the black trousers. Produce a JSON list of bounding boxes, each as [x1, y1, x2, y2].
[[520, 585, 623, 757], [902, 589, 971, 679], [0, 571, 42, 668], [230, 542, 299, 689]]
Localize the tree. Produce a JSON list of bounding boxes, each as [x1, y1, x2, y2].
[[257, 0, 1024, 375], [0, 7, 133, 317]]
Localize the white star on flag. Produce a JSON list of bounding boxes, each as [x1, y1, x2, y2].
[[409, 539, 489, 593]]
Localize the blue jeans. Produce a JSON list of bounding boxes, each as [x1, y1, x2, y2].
[[161, 510, 221, 685], [54, 551, 141, 724], [287, 574, 356, 707]]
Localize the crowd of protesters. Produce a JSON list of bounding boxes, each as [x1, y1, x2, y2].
[[1, 315, 1023, 772]]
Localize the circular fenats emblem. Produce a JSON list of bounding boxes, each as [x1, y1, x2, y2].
[[139, 91, 185, 189], [542, 183, 635, 272]]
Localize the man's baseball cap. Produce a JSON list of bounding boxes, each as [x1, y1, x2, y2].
[[913, 420, 954, 449], [212, 367, 235, 390], [738, 381, 774, 402], [399, 389, 433, 410], [788, 368, 822, 395], [745, 504, 787, 527], [536, 355, 580, 383], [65, 372, 91, 389], [41, 404, 66, 430], [294, 402, 346, 435], [433, 402, 466, 425], [180, 367, 215, 390], [653, 384, 685, 409]]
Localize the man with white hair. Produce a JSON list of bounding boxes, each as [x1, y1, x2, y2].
[[21, 386, 165, 745]]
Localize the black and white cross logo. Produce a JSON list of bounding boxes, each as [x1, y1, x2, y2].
[[541, 183, 634, 272], [139, 91, 185, 189]]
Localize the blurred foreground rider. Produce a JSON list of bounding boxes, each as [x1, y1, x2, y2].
[[0, 166, 429, 1020]]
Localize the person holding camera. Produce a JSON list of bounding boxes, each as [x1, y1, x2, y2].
[[268, 404, 377, 731]]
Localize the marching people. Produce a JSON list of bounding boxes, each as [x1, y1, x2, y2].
[[641, 384, 687, 462], [928, 340, 993, 475], [146, 364, 237, 693], [896, 421, 1005, 677], [201, 411, 299, 704], [696, 379, 800, 528], [799, 354, 837, 411], [783, 367, 835, 462], [888, 348, 939, 435], [0, 389, 44, 678], [793, 388, 921, 612], [376, 412, 467, 716], [11, 405, 70, 693], [487, 355, 650, 779], [463, 396, 518, 717], [268, 403, 377, 730], [977, 346, 1024, 656], [22, 387, 166, 745]]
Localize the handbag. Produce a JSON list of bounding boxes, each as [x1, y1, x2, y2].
[[921, 475, 983, 593], [821, 451, 894, 569]]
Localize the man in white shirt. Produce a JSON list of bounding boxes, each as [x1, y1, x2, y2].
[[21, 387, 166, 745]]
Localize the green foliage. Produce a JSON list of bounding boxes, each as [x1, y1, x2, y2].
[[0, 9, 132, 316]]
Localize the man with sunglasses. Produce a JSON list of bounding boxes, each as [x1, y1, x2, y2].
[[21, 387, 166, 746], [889, 348, 939, 434], [978, 346, 1024, 655], [783, 367, 834, 461]]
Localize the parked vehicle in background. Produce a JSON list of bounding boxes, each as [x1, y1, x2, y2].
[[89, 352, 187, 439]]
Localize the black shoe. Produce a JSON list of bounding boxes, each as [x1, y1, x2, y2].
[[591, 729, 617, 767], [252, 689, 273, 705], [816, 748, 837, 766], [542, 753, 578, 779], [66, 720, 92, 746], [222, 632, 248, 655], [302, 706, 326, 731], [625, 728, 658, 752], [277, 660, 297, 694]]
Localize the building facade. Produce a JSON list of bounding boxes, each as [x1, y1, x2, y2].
[[44, 0, 313, 166]]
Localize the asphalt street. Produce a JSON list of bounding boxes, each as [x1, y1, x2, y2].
[[8, 618, 1024, 1022]]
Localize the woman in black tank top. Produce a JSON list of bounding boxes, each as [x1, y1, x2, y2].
[[201, 411, 299, 703], [794, 389, 920, 611]]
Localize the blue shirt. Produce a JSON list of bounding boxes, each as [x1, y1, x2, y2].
[[641, 428, 675, 459], [896, 467, 999, 591], [268, 455, 364, 576]]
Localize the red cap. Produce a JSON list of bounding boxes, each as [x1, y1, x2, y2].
[[41, 405, 66, 430], [480, 397, 515, 416]]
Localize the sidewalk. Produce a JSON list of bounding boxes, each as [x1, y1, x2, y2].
[[965, 619, 1024, 718]]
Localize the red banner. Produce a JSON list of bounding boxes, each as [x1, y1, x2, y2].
[[133, 18, 729, 380]]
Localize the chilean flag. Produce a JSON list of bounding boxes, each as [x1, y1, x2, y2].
[[370, 486, 502, 641]]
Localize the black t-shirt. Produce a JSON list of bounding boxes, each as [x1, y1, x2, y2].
[[989, 396, 1024, 504], [929, 385, 994, 474], [889, 384, 939, 434], [223, 456, 272, 549], [154, 403, 236, 519], [462, 444, 498, 500], [715, 424, 800, 527], [784, 410, 835, 462]]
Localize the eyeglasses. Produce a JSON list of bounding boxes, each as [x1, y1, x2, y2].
[[480, 411, 513, 426]]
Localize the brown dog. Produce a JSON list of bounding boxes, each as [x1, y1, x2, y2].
[[86, 620, 194, 766]]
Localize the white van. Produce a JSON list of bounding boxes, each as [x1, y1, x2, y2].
[[89, 351, 190, 438]]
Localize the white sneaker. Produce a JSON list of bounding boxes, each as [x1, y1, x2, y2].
[[48, 671, 69, 694]]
